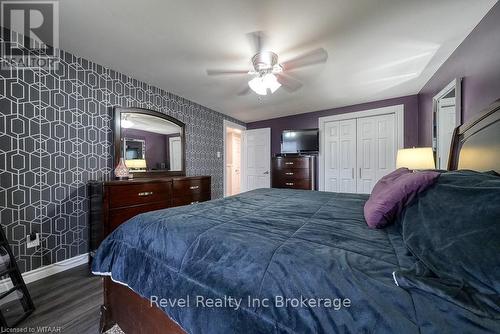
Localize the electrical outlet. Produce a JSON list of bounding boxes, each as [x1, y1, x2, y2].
[[26, 233, 40, 249], [216, 151, 221, 158]]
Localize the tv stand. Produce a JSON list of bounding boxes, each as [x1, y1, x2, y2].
[[271, 155, 316, 190]]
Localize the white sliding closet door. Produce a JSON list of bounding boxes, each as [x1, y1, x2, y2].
[[323, 120, 357, 193], [356, 114, 396, 193], [323, 121, 340, 191], [319, 105, 403, 193]]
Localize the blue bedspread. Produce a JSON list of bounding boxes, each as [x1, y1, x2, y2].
[[92, 186, 499, 333]]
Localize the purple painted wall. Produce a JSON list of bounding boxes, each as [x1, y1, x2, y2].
[[122, 128, 168, 169], [247, 95, 419, 155], [247, 3, 500, 153], [418, 2, 500, 146]]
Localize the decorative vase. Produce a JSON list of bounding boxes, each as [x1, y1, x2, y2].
[[114, 158, 130, 180]]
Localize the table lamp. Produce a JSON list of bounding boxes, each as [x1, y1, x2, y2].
[[396, 147, 435, 170]]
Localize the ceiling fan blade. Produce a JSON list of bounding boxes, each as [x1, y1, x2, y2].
[[246, 31, 267, 54], [237, 83, 251, 96], [281, 48, 328, 71], [277, 74, 303, 93], [206, 69, 249, 76]]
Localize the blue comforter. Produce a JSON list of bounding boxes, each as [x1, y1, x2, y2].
[[92, 180, 499, 333]]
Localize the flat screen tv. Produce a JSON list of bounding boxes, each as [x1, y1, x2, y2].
[[281, 129, 319, 153]]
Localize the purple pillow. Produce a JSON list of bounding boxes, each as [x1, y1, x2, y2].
[[364, 168, 440, 228]]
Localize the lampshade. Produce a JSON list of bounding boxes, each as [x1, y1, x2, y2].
[[125, 159, 147, 169], [396, 147, 435, 170]]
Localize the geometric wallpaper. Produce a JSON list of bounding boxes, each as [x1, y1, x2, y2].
[[0, 28, 245, 273]]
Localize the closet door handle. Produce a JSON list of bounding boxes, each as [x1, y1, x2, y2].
[[351, 168, 354, 179], [359, 168, 362, 179]]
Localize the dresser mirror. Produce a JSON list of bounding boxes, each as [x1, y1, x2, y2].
[[114, 107, 186, 177]]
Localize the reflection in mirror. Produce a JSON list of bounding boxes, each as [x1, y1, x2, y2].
[[120, 112, 183, 172], [432, 78, 461, 169]]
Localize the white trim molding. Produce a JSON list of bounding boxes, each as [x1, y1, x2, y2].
[[318, 104, 405, 191], [223, 120, 246, 197], [0, 253, 89, 297]]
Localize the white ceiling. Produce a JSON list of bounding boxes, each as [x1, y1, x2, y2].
[[122, 113, 181, 135], [59, 0, 496, 122]]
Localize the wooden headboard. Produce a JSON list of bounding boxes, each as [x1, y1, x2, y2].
[[448, 100, 500, 172]]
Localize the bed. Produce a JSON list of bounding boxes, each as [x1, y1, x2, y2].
[[93, 100, 500, 333]]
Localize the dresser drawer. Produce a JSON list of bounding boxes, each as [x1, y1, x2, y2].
[[108, 201, 170, 232], [273, 179, 311, 190], [107, 182, 172, 209], [276, 168, 310, 180], [273, 157, 310, 169], [172, 192, 211, 207], [173, 178, 210, 197]]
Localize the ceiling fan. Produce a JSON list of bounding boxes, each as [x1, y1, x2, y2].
[[206, 31, 328, 96]]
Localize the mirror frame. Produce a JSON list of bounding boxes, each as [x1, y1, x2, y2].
[[113, 106, 186, 178]]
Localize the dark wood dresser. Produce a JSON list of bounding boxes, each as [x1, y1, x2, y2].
[[88, 176, 211, 257], [272, 155, 316, 190]]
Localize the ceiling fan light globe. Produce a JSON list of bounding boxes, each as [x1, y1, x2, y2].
[[263, 73, 281, 93], [248, 77, 267, 95]]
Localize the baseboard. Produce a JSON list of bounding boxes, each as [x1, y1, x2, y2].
[[22, 253, 89, 285], [0, 253, 89, 300]]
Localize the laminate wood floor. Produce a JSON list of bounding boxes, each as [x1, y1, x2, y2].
[[14, 264, 103, 334]]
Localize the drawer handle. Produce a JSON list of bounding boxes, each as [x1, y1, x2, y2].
[[189, 185, 199, 190], [285, 162, 294, 165], [285, 182, 294, 186], [190, 201, 199, 205], [138, 191, 153, 197], [285, 172, 294, 175]]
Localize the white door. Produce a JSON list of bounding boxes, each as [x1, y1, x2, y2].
[[437, 97, 456, 169], [323, 119, 357, 193], [357, 114, 396, 193], [242, 128, 271, 191], [169, 137, 182, 171], [232, 135, 241, 194]]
